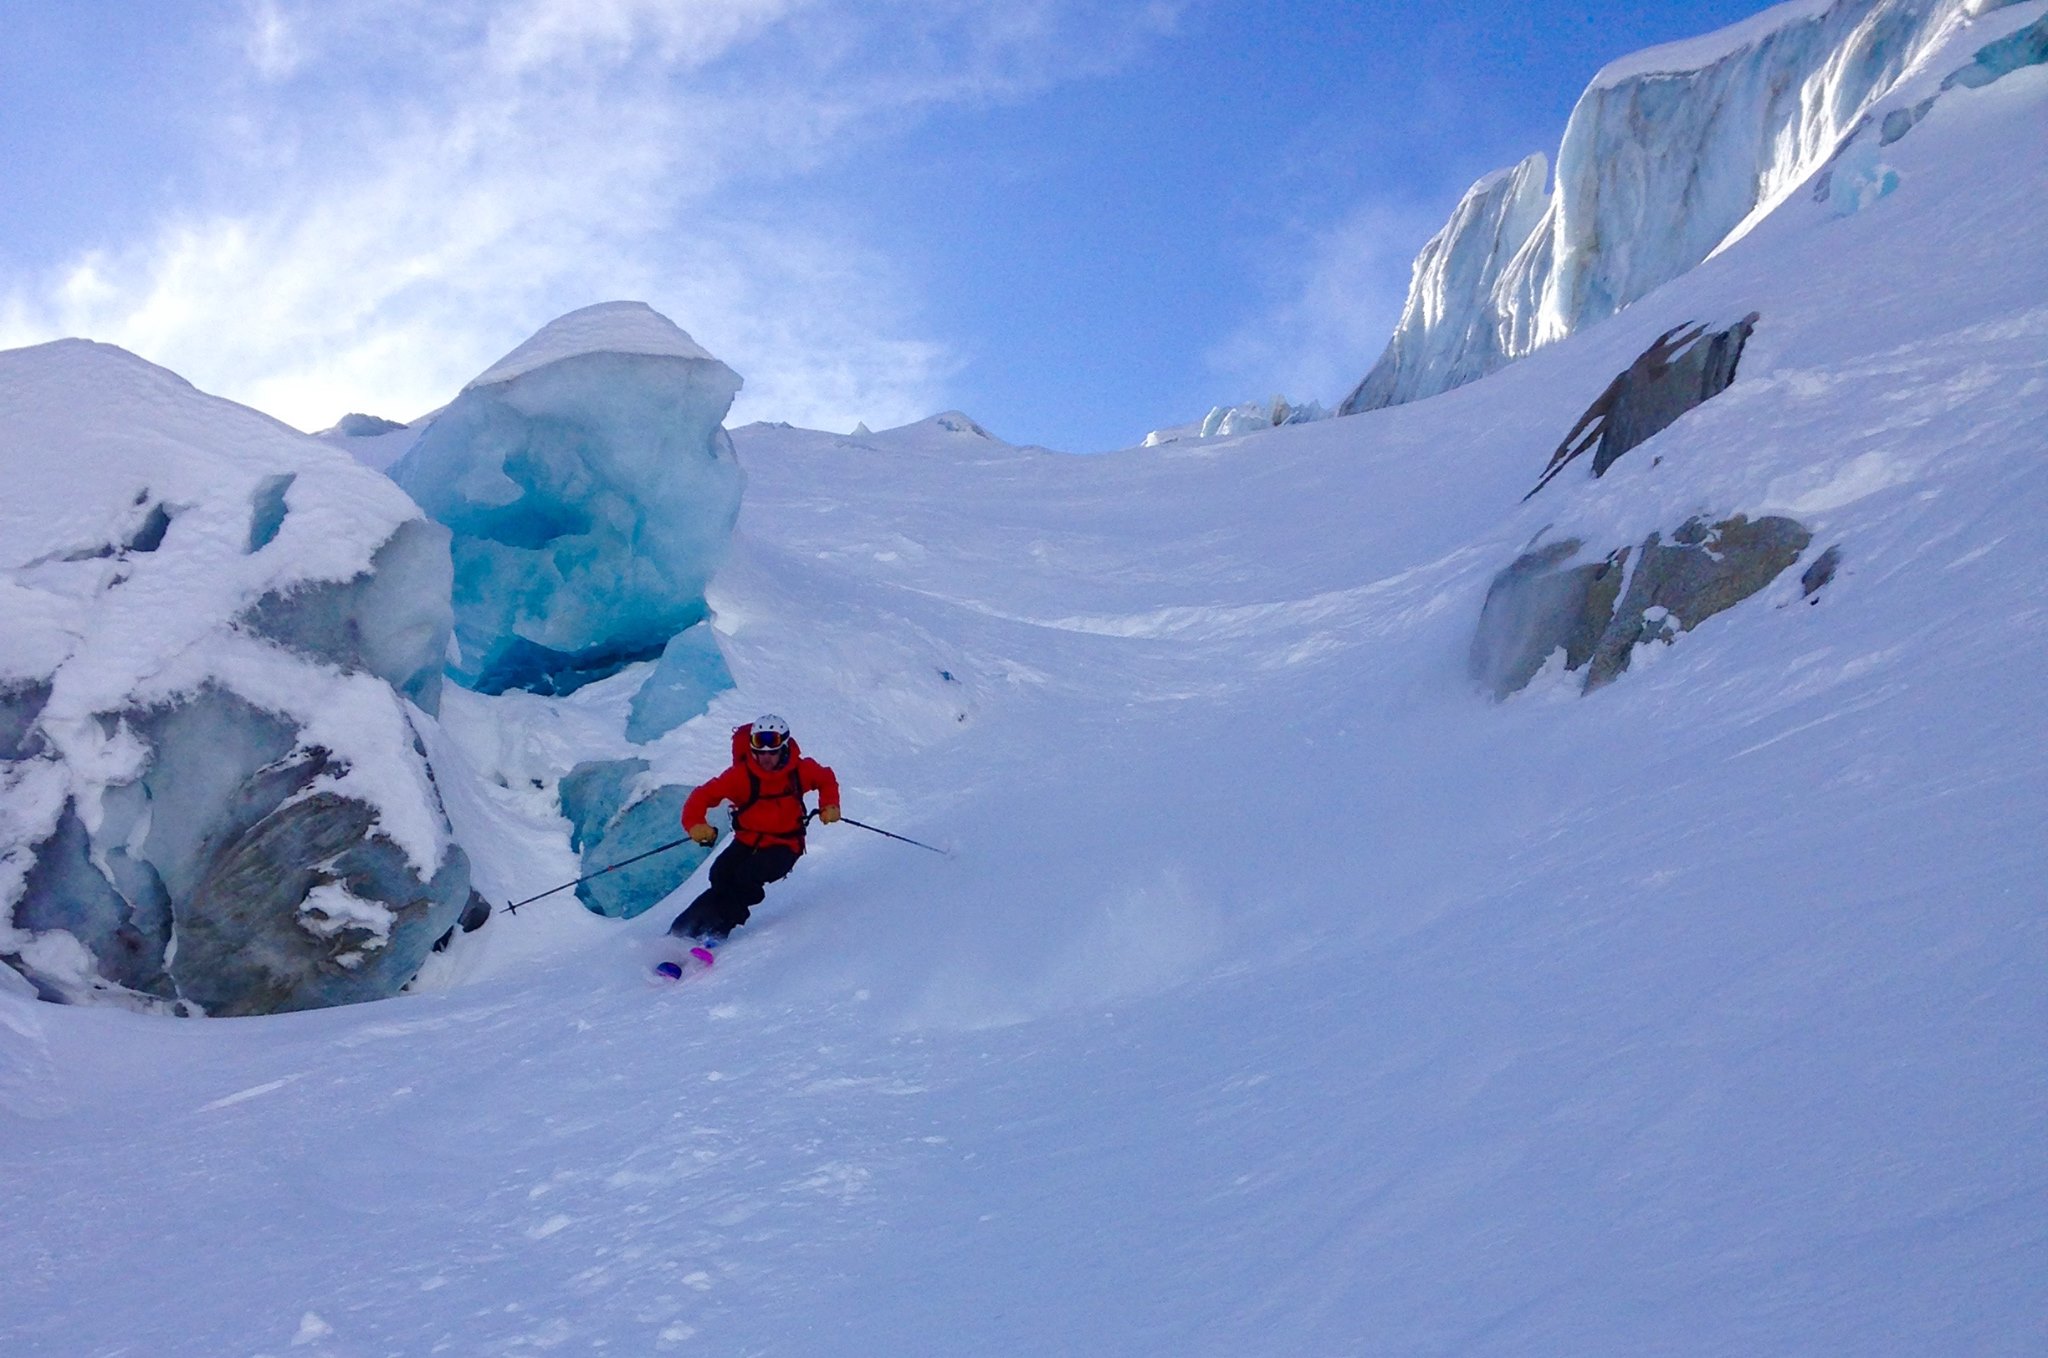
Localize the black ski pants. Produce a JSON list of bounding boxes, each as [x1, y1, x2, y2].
[[669, 840, 799, 940]]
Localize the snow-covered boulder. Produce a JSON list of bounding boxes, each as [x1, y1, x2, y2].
[[0, 341, 474, 1014], [1346, 0, 2014, 412], [390, 302, 746, 701]]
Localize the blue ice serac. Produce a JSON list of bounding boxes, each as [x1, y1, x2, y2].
[[391, 303, 746, 711], [1339, 0, 2024, 416]]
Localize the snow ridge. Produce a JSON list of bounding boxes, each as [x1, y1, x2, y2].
[[466, 301, 721, 390]]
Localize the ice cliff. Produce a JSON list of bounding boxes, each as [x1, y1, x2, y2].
[[390, 302, 746, 707], [1142, 395, 1330, 447], [0, 341, 475, 1014], [1342, 0, 2037, 413], [1340, 154, 1549, 416]]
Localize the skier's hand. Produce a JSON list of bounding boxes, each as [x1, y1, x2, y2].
[[818, 804, 841, 825], [688, 823, 717, 846]]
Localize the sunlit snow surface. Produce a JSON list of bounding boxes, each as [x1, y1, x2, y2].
[[5, 52, 2047, 1358]]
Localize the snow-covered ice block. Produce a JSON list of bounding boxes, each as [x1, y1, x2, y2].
[[0, 340, 471, 1014], [1144, 395, 1330, 447], [391, 302, 745, 697]]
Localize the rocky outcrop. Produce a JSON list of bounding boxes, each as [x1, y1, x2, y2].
[[1468, 540, 1630, 699], [1472, 515, 1818, 698], [1527, 315, 1758, 499]]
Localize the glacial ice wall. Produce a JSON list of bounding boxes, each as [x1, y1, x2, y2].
[[1340, 154, 1549, 415], [0, 340, 473, 1014], [1142, 395, 1330, 447], [1344, 0, 2011, 413], [391, 302, 746, 700]]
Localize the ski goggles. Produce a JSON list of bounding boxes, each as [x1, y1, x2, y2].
[[750, 729, 789, 752]]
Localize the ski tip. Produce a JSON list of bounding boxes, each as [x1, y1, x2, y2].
[[654, 960, 684, 980], [688, 946, 717, 967]]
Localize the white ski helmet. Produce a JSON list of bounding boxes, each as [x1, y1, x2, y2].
[[748, 714, 791, 753]]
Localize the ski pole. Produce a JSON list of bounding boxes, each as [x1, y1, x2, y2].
[[504, 836, 696, 913], [834, 815, 949, 856]]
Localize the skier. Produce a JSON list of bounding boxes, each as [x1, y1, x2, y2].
[[666, 715, 840, 943]]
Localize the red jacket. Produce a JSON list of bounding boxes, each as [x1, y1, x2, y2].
[[682, 747, 840, 854]]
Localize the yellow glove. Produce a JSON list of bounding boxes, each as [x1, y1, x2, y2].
[[687, 823, 717, 846], [818, 805, 841, 825]]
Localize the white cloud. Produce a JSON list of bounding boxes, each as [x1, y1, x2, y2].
[[1203, 199, 1440, 411], [244, 0, 308, 81], [0, 0, 1172, 435]]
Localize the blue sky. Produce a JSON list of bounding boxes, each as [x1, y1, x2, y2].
[[0, 0, 1785, 451]]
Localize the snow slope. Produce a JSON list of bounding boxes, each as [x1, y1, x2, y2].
[[4, 39, 2046, 1358]]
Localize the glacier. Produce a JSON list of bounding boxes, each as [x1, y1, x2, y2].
[[0, 1, 2043, 1348], [1342, 0, 2037, 413], [1339, 153, 1550, 416], [389, 302, 746, 701], [1142, 394, 1330, 447], [555, 758, 705, 918], [625, 621, 734, 744], [0, 341, 474, 1014]]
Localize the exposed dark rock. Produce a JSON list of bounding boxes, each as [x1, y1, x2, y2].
[[0, 680, 51, 760], [1473, 515, 1815, 698], [332, 412, 408, 437], [1469, 540, 1627, 700], [1584, 516, 1813, 689], [1527, 315, 1759, 500], [434, 891, 495, 953], [1801, 544, 1844, 599]]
